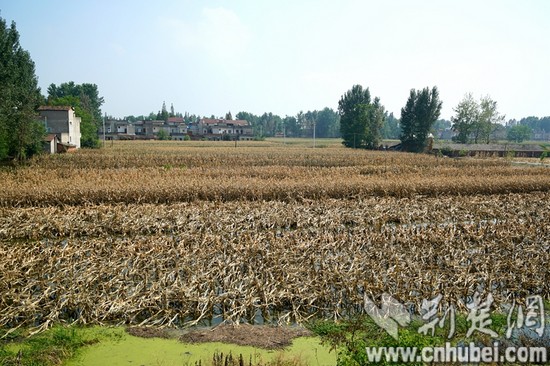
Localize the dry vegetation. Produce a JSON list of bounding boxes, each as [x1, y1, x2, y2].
[[0, 140, 548, 332]]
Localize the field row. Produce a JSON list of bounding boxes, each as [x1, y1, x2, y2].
[[2, 164, 550, 206], [1, 193, 548, 329]]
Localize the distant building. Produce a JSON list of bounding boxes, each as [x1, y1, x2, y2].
[[196, 118, 253, 140], [38, 106, 81, 149], [99, 119, 135, 139]]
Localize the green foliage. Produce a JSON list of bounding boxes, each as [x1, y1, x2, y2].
[[507, 124, 532, 143], [0, 16, 45, 160], [156, 129, 170, 140], [381, 112, 400, 140], [400, 86, 442, 152], [183, 134, 191, 141], [0, 325, 94, 366], [309, 316, 444, 366], [452, 94, 504, 144], [339, 85, 385, 149]]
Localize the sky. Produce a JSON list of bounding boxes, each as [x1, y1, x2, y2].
[[1, 0, 549, 120]]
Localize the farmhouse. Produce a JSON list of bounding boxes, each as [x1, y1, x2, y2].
[[38, 106, 81, 149]]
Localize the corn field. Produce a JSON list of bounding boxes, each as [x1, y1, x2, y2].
[[0, 140, 549, 331]]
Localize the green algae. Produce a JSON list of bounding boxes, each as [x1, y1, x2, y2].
[[65, 327, 336, 366]]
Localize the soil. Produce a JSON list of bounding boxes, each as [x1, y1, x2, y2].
[[127, 324, 312, 350]]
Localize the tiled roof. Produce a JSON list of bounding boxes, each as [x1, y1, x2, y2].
[[167, 117, 184, 123]]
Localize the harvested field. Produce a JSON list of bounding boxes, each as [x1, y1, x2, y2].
[[0, 140, 548, 332]]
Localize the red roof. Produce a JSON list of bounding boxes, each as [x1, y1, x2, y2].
[[167, 117, 184, 123], [38, 105, 73, 111]]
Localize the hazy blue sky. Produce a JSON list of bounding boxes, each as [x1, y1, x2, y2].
[[2, 0, 549, 120]]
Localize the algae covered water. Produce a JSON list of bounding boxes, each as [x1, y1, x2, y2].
[[65, 326, 336, 366]]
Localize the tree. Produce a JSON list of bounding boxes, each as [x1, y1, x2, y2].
[[381, 112, 400, 140], [451, 93, 479, 143], [507, 125, 531, 143], [156, 129, 169, 140], [475, 96, 505, 143], [339, 85, 385, 149], [0, 16, 44, 160], [400, 86, 442, 152], [225, 111, 233, 120], [451, 94, 504, 144]]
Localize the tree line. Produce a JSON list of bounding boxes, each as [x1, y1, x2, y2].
[[339, 84, 550, 152]]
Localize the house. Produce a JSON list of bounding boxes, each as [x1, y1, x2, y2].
[[38, 106, 81, 149], [99, 119, 135, 139], [197, 118, 253, 140]]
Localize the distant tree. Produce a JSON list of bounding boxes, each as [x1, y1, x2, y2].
[[381, 112, 400, 140], [451, 94, 504, 143], [283, 115, 300, 137], [225, 111, 233, 120], [339, 85, 385, 149], [451, 93, 479, 143], [47, 82, 104, 124], [400, 86, 442, 152], [156, 129, 169, 140], [170, 103, 175, 118], [0, 16, 45, 160], [314, 108, 340, 138], [157, 101, 169, 121], [475, 96, 505, 143], [507, 125, 531, 143]]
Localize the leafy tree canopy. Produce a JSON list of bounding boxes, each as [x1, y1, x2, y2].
[[338, 85, 385, 149], [399, 86, 442, 152], [0, 16, 44, 160]]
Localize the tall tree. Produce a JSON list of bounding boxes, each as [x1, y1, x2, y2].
[[0, 16, 44, 160], [400, 86, 442, 152], [339, 85, 384, 149]]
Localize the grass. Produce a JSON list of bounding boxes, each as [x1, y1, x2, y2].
[[0, 325, 96, 366]]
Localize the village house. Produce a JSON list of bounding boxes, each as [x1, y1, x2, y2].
[[38, 106, 81, 149], [99, 119, 136, 140], [195, 118, 253, 140]]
